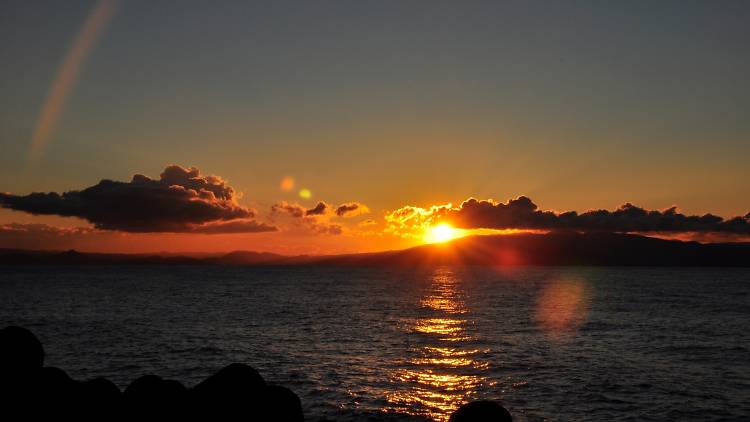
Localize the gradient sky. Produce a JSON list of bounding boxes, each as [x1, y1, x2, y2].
[[1, 1, 749, 253]]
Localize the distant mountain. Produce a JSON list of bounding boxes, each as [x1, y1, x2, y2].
[[205, 250, 287, 265], [0, 249, 201, 265], [315, 232, 750, 267], [1, 233, 749, 267]]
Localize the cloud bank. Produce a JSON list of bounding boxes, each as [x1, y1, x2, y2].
[[335, 202, 369, 217], [271, 200, 341, 235], [270, 200, 369, 235], [305, 202, 329, 216], [0, 223, 102, 251], [0, 165, 276, 233], [387, 196, 750, 235]]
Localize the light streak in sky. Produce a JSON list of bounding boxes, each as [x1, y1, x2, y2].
[[29, 0, 119, 161]]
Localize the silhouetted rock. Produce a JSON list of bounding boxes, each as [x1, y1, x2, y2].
[[78, 377, 122, 415], [191, 363, 268, 418], [0, 325, 46, 408], [261, 384, 304, 422], [0, 326, 44, 376], [124, 374, 163, 403], [36, 366, 76, 395], [161, 378, 188, 398], [80, 377, 121, 398], [1, 327, 308, 420], [124, 374, 187, 416], [449, 400, 513, 422], [192, 362, 266, 400], [33, 366, 78, 415]]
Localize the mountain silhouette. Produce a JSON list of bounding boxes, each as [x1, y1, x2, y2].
[[1, 232, 748, 267]]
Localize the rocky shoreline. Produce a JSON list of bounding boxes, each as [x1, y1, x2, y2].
[[0, 325, 512, 421]]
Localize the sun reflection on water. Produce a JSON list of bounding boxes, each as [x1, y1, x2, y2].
[[384, 268, 491, 421]]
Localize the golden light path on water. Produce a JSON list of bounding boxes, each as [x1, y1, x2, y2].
[[383, 268, 493, 421]]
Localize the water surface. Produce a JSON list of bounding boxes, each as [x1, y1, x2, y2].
[[1, 265, 749, 421]]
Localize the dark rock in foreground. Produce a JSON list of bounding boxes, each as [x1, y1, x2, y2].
[[0, 325, 512, 421], [450, 400, 513, 422]]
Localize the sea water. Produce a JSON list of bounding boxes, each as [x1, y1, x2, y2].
[[1, 265, 749, 421]]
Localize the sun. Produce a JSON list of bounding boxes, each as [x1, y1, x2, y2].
[[424, 223, 461, 244]]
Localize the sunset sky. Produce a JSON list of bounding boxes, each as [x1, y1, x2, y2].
[[1, 1, 749, 254]]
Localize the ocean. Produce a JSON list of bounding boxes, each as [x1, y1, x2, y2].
[[1, 265, 749, 421]]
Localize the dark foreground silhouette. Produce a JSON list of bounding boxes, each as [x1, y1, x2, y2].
[[0, 326, 512, 421]]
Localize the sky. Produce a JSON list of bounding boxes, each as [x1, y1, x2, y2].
[[1, 0, 749, 254]]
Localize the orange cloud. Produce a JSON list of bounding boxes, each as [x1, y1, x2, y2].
[[386, 196, 750, 237], [384, 203, 453, 238], [335, 202, 370, 217], [270, 200, 371, 236]]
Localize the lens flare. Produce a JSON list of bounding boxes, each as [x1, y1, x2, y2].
[[280, 176, 295, 191], [28, 0, 119, 161], [298, 188, 312, 199], [535, 277, 590, 340]]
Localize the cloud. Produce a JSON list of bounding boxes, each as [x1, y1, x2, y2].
[[384, 203, 453, 238], [272, 201, 369, 218], [187, 219, 276, 234], [0, 223, 100, 250], [270, 200, 368, 236], [358, 219, 377, 227], [636, 231, 750, 244], [271, 200, 340, 235], [448, 196, 556, 230], [319, 224, 343, 235], [305, 202, 329, 216], [386, 196, 750, 235], [0, 222, 93, 237], [0, 165, 276, 233], [271, 201, 305, 218], [335, 202, 370, 217]]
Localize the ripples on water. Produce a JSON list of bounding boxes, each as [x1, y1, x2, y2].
[[1, 265, 749, 421], [385, 268, 491, 421]]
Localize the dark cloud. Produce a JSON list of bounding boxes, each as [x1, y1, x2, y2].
[[271, 201, 350, 235], [306, 202, 329, 216], [335, 202, 369, 217], [187, 219, 277, 234], [0, 223, 100, 250], [0, 223, 92, 237], [318, 224, 343, 235], [271, 201, 305, 218], [0, 165, 275, 233], [444, 196, 750, 234]]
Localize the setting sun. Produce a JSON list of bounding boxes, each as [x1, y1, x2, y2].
[[424, 224, 462, 244]]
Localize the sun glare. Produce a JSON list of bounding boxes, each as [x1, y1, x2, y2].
[[424, 224, 461, 244]]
